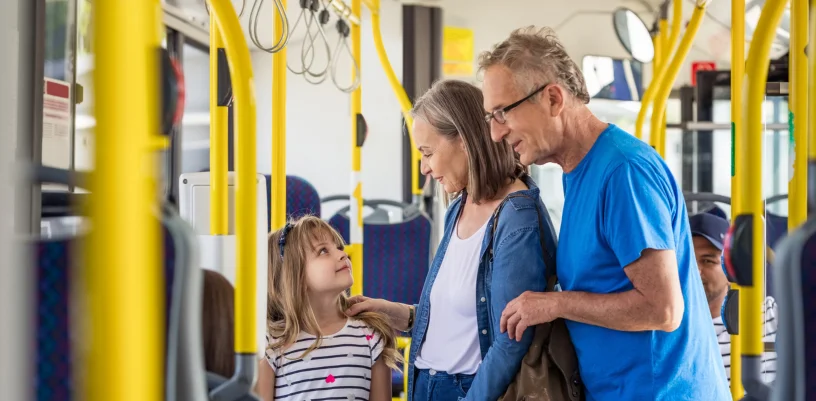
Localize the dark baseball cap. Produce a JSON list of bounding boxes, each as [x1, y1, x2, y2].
[[689, 212, 730, 250]]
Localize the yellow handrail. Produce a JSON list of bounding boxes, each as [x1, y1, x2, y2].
[[739, 0, 786, 392], [810, 0, 816, 161], [649, 1, 709, 158], [209, 0, 258, 356], [729, 0, 745, 397], [361, 0, 420, 197], [210, 15, 229, 235], [667, 0, 682, 54], [635, 29, 664, 141], [271, 0, 288, 232], [656, 17, 669, 154], [789, 0, 808, 229], [349, 0, 364, 296], [87, 0, 163, 399]]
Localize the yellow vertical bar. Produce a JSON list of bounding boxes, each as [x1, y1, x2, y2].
[[810, 0, 816, 161], [730, 0, 745, 397], [88, 0, 162, 399], [790, 0, 809, 229], [658, 18, 669, 157], [210, 0, 258, 354], [651, 3, 708, 160], [639, 32, 662, 143], [741, 0, 785, 382], [365, 0, 419, 196], [271, 0, 287, 231], [350, 0, 364, 296], [210, 15, 229, 235], [667, 0, 682, 53]]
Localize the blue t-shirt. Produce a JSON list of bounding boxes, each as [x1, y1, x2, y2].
[[558, 124, 729, 401]]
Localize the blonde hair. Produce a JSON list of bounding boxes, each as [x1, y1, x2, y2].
[[411, 79, 525, 204], [265, 215, 402, 369], [478, 26, 590, 104]]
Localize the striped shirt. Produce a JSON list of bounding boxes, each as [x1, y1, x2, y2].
[[713, 296, 777, 385], [264, 318, 384, 401]]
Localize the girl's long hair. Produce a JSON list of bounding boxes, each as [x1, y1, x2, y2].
[[266, 215, 402, 369]]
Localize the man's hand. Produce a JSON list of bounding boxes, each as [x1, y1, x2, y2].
[[500, 291, 561, 341]]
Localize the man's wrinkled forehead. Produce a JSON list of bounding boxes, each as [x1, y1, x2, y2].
[[482, 66, 522, 111]]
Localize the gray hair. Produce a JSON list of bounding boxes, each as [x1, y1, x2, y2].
[[478, 26, 590, 104]]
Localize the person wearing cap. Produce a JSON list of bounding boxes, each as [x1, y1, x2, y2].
[[689, 212, 777, 385]]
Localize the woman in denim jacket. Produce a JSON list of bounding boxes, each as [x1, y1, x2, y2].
[[345, 80, 557, 401]]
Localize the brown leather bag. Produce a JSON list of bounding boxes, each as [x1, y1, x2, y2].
[[488, 193, 584, 401]]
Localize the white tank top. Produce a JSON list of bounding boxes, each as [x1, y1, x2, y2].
[[414, 218, 488, 374]]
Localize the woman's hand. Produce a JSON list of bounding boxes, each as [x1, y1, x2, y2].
[[345, 295, 413, 331]]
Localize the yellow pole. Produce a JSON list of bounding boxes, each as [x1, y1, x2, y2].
[[667, 0, 682, 53], [635, 30, 663, 141], [87, 0, 162, 399], [210, 0, 258, 355], [365, 0, 421, 197], [739, 0, 786, 392], [350, 0, 364, 296], [657, 18, 669, 156], [810, 0, 816, 163], [729, 0, 745, 397], [790, 0, 808, 229], [650, 2, 709, 159], [271, 0, 287, 231], [210, 15, 229, 235]]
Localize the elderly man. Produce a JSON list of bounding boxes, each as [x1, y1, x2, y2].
[[479, 26, 729, 400]]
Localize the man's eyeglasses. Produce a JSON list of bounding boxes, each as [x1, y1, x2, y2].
[[484, 84, 548, 125]]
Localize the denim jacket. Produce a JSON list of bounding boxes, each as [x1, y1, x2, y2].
[[406, 175, 557, 401]]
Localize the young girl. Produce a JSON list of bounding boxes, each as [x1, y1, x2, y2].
[[255, 215, 400, 401]]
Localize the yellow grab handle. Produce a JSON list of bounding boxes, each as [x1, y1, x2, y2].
[[729, 0, 745, 396], [789, 0, 808, 229], [210, 15, 229, 235], [649, 3, 708, 158], [209, 0, 258, 355], [87, 0, 163, 399]]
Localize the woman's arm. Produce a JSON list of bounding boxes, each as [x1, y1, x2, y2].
[[369, 359, 393, 401], [345, 296, 416, 333], [465, 225, 549, 401], [254, 358, 276, 401]]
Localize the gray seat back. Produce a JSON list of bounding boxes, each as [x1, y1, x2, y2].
[[770, 217, 816, 401]]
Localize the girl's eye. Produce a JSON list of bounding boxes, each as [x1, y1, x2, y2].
[[318, 247, 329, 255]]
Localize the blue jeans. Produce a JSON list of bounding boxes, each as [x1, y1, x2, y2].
[[412, 369, 475, 401]]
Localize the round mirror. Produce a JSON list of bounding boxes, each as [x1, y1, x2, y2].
[[612, 8, 655, 63]]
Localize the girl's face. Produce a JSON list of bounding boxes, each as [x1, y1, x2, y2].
[[303, 234, 353, 295]]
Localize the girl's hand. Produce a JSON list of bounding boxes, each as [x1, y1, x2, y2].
[[345, 296, 412, 331]]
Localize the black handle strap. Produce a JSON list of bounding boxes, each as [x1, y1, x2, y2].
[[486, 192, 557, 291]]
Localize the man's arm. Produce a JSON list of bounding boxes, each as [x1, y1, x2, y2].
[[502, 161, 685, 338], [501, 248, 684, 338], [556, 248, 684, 331]]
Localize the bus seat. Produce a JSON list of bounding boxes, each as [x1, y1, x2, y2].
[[264, 175, 321, 232], [34, 209, 207, 401], [328, 211, 432, 306], [768, 217, 816, 401], [765, 212, 788, 299], [35, 238, 73, 401]]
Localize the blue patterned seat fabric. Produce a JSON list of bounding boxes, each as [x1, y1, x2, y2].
[[264, 175, 321, 232], [35, 224, 176, 401]]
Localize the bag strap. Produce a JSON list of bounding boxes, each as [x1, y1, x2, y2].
[[486, 192, 558, 291]]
